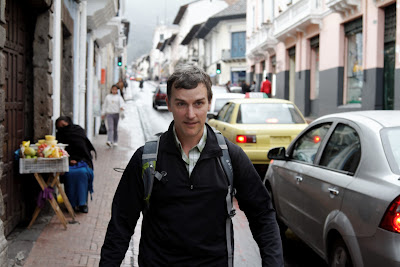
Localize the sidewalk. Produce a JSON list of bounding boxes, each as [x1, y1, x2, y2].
[[7, 96, 144, 266]]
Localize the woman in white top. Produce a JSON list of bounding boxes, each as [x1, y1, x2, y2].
[[101, 84, 125, 147]]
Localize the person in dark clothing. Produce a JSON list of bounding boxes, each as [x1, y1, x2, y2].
[[100, 65, 283, 266], [241, 81, 251, 94], [56, 116, 96, 213]]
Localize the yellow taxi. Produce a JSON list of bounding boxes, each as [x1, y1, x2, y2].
[[208, 98, 308, 167]]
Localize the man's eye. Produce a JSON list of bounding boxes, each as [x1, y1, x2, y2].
[[195, 102, 204, 106], [177, 102, 185, 107]]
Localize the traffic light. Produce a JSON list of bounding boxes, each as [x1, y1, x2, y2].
[[216, 63, 221, 74], [117, 56, 122, 67]]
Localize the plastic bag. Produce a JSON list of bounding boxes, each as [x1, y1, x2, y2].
[[99, 120, 107, 135], [120, 110, 125, 120]]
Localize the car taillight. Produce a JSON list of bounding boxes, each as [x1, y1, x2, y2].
[[379, 195, 400, 233], [236, 135, 256, 143], [156, 93, 166, 100]]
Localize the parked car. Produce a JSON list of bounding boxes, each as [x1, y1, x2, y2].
[[265, 110, 400, 267], [152, 84, 167, 110], [229, 86, 242, 93], [208, 98, 308, 175], [207, 93, 245, 118]]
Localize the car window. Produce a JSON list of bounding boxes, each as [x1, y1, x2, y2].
[[381, 127, 400, 175], [223, 104, 235, 123], [159, 85, 167, 94], [292, 123, 331, 163], [216, 103, 230, 121], [319, 124, 361, 174], [237, 103, 305, 124], [214, 99, 228, 113]]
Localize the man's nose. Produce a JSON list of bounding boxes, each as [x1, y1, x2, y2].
[[186, 105, 195, 118]]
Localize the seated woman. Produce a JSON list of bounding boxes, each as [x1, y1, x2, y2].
[[56, 116, 96, 213]]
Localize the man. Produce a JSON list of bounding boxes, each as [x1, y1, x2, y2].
[[100, 65, 283, 266], [260, 76, 272, 98]]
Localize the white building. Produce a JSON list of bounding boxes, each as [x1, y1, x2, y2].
[[149, 24, 179, 81], [169, 0, 229, 71], [196, 0, 247, 86]]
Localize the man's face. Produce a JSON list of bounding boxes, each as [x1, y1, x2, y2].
[[166, 83, 210, 144]]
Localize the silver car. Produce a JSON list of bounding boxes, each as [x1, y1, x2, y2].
[[265, 111, 400, 267]]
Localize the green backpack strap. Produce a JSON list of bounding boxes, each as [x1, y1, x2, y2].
[[213, 129, 236, 267], [142, 136, 167, 212]]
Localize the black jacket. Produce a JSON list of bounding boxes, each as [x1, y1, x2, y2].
[[100, 122, 283, 266]]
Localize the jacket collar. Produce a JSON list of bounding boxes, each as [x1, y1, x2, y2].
[[159, 121, 222, 159]]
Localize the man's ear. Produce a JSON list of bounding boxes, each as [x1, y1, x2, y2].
[[207, 98, 212, 111]]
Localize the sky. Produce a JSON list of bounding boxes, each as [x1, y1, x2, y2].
[[125, 0, 193, 64]]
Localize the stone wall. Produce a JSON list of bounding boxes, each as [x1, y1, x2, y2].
[[33, 9, 54, 140], [0, 0, 9, 265]]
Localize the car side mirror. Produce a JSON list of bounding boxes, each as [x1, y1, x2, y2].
[[268, 147, 287, 160], [207, 112, 217, 120]]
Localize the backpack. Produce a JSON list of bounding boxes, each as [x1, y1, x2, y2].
[[141, 129, 236, 267]]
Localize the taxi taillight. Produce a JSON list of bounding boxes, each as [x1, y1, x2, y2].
[[236, 135, 256, 143], [379, 195, 400, 233]]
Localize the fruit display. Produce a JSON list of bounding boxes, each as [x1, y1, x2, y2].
[[20, 135, 69, 159]]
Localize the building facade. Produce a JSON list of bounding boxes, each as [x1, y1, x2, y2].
[[0, 0, 128, 263], [247, 0, 399, 118]]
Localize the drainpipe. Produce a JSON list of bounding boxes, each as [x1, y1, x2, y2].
[[86, 32, 94, 141], [79, 1, 87, 129], [52, 0, 62, 134], [73, 3, 81, 124]]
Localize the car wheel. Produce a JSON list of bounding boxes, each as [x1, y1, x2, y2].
[[152, 102, 156, 109], [329, 238, 353, 267]]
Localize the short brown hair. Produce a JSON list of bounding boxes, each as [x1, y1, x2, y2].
[[167, 64, 212, 102]]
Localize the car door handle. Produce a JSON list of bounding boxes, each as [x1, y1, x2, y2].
[[295, 176, 303, 183], [328, 188, 339, 196]]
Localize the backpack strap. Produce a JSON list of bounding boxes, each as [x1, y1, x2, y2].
[[214, 129, 236, 267], [142, 136, 167, 212]]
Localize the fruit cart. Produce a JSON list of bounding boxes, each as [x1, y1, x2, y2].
[[19, 156, 76, 229]]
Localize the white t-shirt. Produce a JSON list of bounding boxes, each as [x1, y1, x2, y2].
[[101, 94, 125, 115]]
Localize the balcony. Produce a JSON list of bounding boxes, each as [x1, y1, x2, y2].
[[274, 0, 323, 41], [93, 17, 120, 48], [87, 0, 118, 30], [326, 0, 360, 16], [246, 22, 277, 60], [221, 49, 246, 63]]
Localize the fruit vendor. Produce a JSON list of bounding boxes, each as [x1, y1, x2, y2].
[[55, 116, 96, 213]]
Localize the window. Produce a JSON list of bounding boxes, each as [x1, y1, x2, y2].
[[236, 103, 305, 124], [223, 104, 235, 123], [344, 18, 363, 104], [292, 123, 331, 163], [216, 103, 230, 121], [231, 32, 246, 58], [319, 124, 361, 173], [310, 36, 320, 99], [381, 127, 400, 175]]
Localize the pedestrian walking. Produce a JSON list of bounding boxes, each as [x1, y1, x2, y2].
[[260, 76, 272, 97], [225, 80, 231, 93], [100, 65, 283, 266], [101, 84, 125, 147], [55, 116, 95, 213]]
